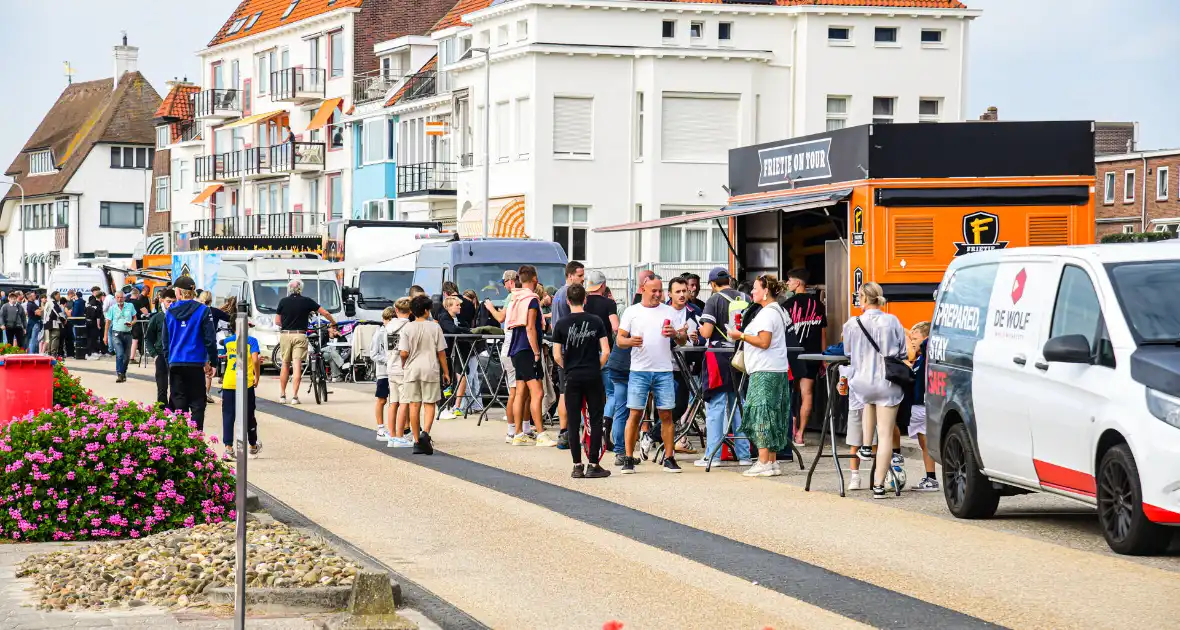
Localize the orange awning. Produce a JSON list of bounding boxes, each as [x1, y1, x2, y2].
[[191, 184, 223, 205], [457, 198, 528, 238], [306, 97, 343, 132]]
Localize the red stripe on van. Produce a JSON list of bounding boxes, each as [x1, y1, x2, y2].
[[1033, 459, 1096, 497], [1143, 503, 1180, 524]]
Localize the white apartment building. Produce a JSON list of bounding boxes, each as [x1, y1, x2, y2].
[[436, 0, 976, 268]]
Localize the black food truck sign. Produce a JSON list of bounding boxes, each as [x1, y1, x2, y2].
[[758, 138, 832, 187]]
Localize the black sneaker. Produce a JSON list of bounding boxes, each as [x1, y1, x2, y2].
[[663, 458, 683, 474], [621, 460, 636, 475], [856, 446, 874, 461], [420, 431, 434, 454], [872, 485, 887, 499], [412, 441, 428, 455], [557, 431, 570, 450], [571, 464, 585, 479], [614, 453, 627, 467], [584, 464, 612, 479]]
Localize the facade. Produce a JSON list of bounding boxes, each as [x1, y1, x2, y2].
[[1095, 149, 1180, 238], [424, 0, 976, 268], [0, 40, 161, 283]]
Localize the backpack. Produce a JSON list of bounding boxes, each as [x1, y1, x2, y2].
[[386, 319, 408, 353], [717, 291, 750, 333]]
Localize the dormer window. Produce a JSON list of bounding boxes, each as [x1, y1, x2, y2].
[[245, 12, 262, 30], [28, 150, 55, 175], [227, 17, 248, 35], [282, 0, 299, 20]]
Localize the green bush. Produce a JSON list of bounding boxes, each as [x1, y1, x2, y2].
[[1100, 231, 1177, 244]]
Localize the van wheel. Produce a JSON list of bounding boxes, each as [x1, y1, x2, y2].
[[1097, 445, 1172, 555], [942, 423, 999, 519]]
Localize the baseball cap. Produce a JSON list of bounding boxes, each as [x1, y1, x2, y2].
[[502, 269, 518, 283], [585, 270, 607, 292], [174, 276, 197, 291], [707, 266, 730, 284]]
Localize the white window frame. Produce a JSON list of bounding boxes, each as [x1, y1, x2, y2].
[[517, 19, 529, 41], [1124, 169, 1136, 203], [28, 150, 54, 175], [156, 126, 170, 150], [516, 97, 532, 159], [495, 100, 511, 162], [826, 96, 848, 131], [1103, 172, 1115, 204], [1157, 166, 1169, 201], [657, 208, 730, 264], [874, 26, 900, 47], [689, 21, 704, 42], [921, 28, 946, 48], [257, 52, 270, 94], [1122, 225, 1134, 234], [662, 20, 676, 41], [872, 97, 896, 124], [828, 26, 853, 45], [918, 98, 942, 122], [635, 92, 645, 160], [719, 22, 734, 43], [552, 205, 590, 261], [155, 176, 170, 212], [362, 118, 386, 165], [552, 95, 594, 159], [497, 24, 509, 47]]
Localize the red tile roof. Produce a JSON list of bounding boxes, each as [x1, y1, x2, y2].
[[432, 0, 494, 33], [3, 72, 162, 202], [208, 0, 364, 47], [153, 84, 201, 121], [385, 55, 438, 107], [655, 0, 965, 6]]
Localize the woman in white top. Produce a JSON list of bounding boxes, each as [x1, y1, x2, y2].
[[841, 281, 908, 498], [728, 275, 793, 478]]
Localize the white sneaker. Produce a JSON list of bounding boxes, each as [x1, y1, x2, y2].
[[291, 397, 301, 405], [279, 396, 288, 405], [376, 427, 390, 441], [440, 410, 460, 420], [639, 434, 654, 460], [771, 461, 783, 476], [387, 437, 413, 448], [535, 432, 558, 447], [743, 462, 772, 477], [505, 433, 515, 444], [738, 458, 754, 467], [693, 457, 713, 468], [848, 471, 863, 491]]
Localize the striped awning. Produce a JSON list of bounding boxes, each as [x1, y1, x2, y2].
[[457, 197, 527, 238]]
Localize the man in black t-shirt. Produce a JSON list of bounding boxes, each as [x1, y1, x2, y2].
[[783, 267, 827, 445], [552, 284, 611, 479], [275, 278, 336, 405]]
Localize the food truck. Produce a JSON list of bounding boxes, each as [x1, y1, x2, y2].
[[598, 121, 1096, 337]]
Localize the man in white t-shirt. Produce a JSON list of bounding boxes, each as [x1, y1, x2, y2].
[[617, 275, 688, 474]]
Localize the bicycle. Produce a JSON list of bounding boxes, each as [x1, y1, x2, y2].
[[305, 322, 332, 405]]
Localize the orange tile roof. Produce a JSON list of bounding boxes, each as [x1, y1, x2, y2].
[[655, 0, 965, 6], [432, 0, 494, 33], [208, 0, 364, 47], [385, 55, 438, 107], [153, 84, 201, 121]]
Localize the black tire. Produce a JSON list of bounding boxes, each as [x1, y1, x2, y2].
[[941, 423, 1000, 519], [1097, 444, 1172, 555], [316, 357, 329, 404], [312, 358, 324, 405]]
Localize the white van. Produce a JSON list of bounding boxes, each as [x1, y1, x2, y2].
[[47, 265, 112, 296], [926, 242, 1180, 555], [339, 220, 446, 322]]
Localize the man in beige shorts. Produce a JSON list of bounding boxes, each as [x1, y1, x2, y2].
[[275, 278, 336, 404]]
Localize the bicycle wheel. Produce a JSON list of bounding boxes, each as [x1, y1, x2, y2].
[[312, 358, 324, 404], [317, 358, 329, 404]]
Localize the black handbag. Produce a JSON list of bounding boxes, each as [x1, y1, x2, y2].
[[855, 317, 914, 390]]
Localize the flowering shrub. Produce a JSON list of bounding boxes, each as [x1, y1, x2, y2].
[[0, 344, 93, 408], [0, 400, 234, 542]]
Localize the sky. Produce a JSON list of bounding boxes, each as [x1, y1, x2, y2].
[[1, 0, 1178, 168]]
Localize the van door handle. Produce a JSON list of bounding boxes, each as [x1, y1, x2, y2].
[[1012, 355, 1026, 366], [1035, 361, 1049, 371]]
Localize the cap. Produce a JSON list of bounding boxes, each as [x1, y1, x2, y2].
[[502, 269, 519, 283], [708, 266, 730, 284], [174, 276, 197, 291], [585, 270, 607, 292]]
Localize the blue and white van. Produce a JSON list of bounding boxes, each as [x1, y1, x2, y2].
[[413, 238, 568, 302]]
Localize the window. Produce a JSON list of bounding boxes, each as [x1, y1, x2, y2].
[[828, 26, 851, 43], [662, 20, 676, 39], [1158, 166, 1169, 200], [109, 146, 152, 169], [495, 102, 510, 161], [28, 150, 54, 174], [156, 126, 170, 149], [1124, 169, 1136, 202], [875, 27, 898, 44], [635, 92, 645, 159], [919, 98, 941, 122], [21, 201, 68, 230], [553, 205, 589, 260], [55, 199, 68, 227], [328, 173, 343, 219], [155, 177, 170, 211], [1122, 225, 1134, 234], [658, 209, 729, 263], [329, 112, 345, 149], [719, 22, 733, 42], [308, 37, 321, 69], [921, 29, 945, 45], [257, 52, 270, 94], [517, 20, 528, 41], [256, 181, 290, 214], [1104, 172, 1115, 203], [872, 97, 895, 124], [329, 30, 344, 77], [308, 178, 321, 218], [516, 97, 531, 158], [497, 25, 509, 46], [1051, 265, 1104, 353], [227, 17, 247, 35], [363, 119, 385, 164], [826, 96, 848, 131], [281, 0, 299, 20], [99, 202, 144, 228], [690, 21, 704, 40], [553, 96, 593, 157], [245, 11, 262, 30], [661, 93, 739, 162]]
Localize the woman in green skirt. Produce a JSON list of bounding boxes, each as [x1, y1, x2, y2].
[[728, 275, 793, 478]]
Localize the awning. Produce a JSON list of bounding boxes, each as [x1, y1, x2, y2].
[[594, 189, 853, 233], [191, 184, 223, 205], [220, 109, 288, 130], [306, 97, 344, 132], [457, 198, 528, 238]]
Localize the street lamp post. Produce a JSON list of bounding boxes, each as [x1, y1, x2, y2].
[[471, 47, 492, 239], [0, 179, 25, 279]]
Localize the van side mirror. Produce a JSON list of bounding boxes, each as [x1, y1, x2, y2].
[[344, 297, 357, 318], [1043, 335, 1093, 364]]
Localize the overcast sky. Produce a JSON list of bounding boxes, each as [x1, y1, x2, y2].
[[1, 0, 1177, 168]]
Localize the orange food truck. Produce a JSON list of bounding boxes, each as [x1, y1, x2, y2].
[[599, 121, 1096, 338]]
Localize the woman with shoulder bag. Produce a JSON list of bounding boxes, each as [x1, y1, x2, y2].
[[842, 281, 909, 499], [728, 275, 793, 478]]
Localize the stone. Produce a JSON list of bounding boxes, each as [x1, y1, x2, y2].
[[346, 572, 397, 616]]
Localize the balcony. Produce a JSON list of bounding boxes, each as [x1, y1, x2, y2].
[[269, 142, 325, 175], [399, 70, 437, 103], [271, 68, 326, 104], [242, 147, 271, 179], [192, 89, 242, 121], [193, 212, 324, 238], [353, 68, 402, 105], [195, 154, 219, 183], [397, 162, 456, 200], [195, 151, 245, 182], [172, 120, 203, 145]]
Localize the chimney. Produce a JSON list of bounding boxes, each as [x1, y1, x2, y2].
[[978, 106, 999, 122], [113, 32, 139, 88]]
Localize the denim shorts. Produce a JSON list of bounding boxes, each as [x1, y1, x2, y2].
[[627, 371, 675, 411]]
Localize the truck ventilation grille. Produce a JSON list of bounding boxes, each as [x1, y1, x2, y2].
[[1029, 215, 1069, 246], [893, 216, 935, 258]]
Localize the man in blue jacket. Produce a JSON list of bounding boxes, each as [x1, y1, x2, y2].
[[163, 276, 218, 431]]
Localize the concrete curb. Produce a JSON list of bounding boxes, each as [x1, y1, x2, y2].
[[206, 585, 352, 613]]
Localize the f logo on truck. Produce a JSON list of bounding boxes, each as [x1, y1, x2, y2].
[[851, 206, 865, 246], [954, 211, 1008, 256]]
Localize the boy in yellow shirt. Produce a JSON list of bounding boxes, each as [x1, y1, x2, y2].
[[221, 330, 262, 460]]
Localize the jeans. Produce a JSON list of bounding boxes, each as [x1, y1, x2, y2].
[[111, 331, 132, 374], [705, 391, 750, 462], [463, 354, 483, 411], [626, 371, 675, 410], [609, 370, 630, 454], [601, 369, 614, 426], [26, 323, 42, 353]]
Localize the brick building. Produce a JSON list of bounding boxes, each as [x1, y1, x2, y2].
[[1095, 149, 1180, 238]]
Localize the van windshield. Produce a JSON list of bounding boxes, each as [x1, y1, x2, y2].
[[253, 280, 341, 314], [454, 264, 566, 301], [358, 271, 414, 308], [1107, 260, 1180, 344]]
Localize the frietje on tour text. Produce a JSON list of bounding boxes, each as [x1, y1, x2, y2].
[[760, 149, 828, 178]]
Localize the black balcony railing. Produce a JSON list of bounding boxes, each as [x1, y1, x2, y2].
[[193, 213, 324, 238], [353, 68, 401, 104], [271, 67, 326, 101], [400, 70, 437, 103], [218, 150, 243, 179], [243, 147, 269, 177], [195, 154, 218, 182], [173, 120, 203, 144], [397, 162, 456, 196], [270, 142, 325, 172], [192, 89, 241, 118]]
